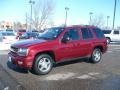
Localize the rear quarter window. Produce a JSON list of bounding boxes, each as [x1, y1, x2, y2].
[[93, 28, 105, 38]]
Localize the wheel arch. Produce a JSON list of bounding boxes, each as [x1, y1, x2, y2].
[[90, 46, 103, 63], [106, 37, 111, 41], [93, 45, 103, 53], [33, 50, 56, 64]]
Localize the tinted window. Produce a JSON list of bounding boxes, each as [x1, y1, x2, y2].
[[114, 31, 119, 34], [102, 30, 111, 34], [81, 28, 93, 39], [93, 28, 105, 38], [63, 28, 79, 40]]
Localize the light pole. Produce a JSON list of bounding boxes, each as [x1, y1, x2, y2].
[[26, 13, 28, 31], [107, 16, 110, 29], [65, 7, 69, 26], [89, 12, 93, 25], [29, 0, 35, 31], [112, 0, 117, 30]]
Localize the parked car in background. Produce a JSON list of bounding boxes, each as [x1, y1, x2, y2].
[[0, 32, 3, 42], [0, 30, 4, 32], [6, 29, 14, 32], [8, 25, 107, 75], [19, 32, 39, 40], [0, 31, 17, 44], [102, 29, 120, 44], [16, 29, 26, 39]]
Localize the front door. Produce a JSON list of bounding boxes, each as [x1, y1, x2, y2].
[[56, 28, 81, 61]]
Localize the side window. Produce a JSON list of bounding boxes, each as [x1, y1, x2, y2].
[[63, 28, 80, 41], [93, 28, 105, 38], [102, 30, 111, 34], [81, 28, 93, 39], [114, 31, 119, 34]]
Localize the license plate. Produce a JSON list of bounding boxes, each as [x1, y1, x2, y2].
[[8, 56, 12, 62]]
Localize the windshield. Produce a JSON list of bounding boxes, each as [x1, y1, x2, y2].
[[38, 27, 64, 40], [21, 32, 38, 37]]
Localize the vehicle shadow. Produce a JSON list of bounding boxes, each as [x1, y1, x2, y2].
[[54, 58, 90, 67], [7, 61, 29, 74], [7, 58, 90, 75]]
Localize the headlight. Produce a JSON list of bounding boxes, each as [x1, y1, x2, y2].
[[17, 48, 28, 56]]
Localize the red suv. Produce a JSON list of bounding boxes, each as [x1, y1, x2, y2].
[[8, 25, 107, 75]]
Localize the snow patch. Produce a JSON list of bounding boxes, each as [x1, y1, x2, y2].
[[44, 72, 75, 81]]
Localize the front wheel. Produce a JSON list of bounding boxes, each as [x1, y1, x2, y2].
[[90, 48, 102, 63], [32, 54, 53, 75]]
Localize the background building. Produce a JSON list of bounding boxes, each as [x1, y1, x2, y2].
[[0, 21, 13, 30]]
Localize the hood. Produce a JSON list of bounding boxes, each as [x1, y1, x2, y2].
[[12, 39, 47, 48]]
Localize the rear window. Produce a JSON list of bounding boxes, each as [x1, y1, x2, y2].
[[102, 30, 111, 34]]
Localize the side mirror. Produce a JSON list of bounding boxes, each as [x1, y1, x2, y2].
[[62, 36, 70, 43]]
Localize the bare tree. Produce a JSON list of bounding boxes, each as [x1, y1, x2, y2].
[[33, 0, 55, 30], [91, 14, 105, 28], [13, 22, 22, 31]]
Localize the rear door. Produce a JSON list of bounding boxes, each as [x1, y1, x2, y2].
[[80, 28, 93, 57]]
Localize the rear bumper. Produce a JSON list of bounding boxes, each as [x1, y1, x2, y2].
[[8, 52, 33, 69]]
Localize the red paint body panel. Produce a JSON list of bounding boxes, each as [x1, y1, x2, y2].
[[8, 25, 107, 69]]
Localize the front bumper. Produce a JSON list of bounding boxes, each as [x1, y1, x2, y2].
[[8, 52, 33, 69]]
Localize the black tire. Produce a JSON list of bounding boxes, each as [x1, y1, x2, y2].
[[32, 54, 53, 75], [90, 48, 102, 63], [106, 38, 110, 44]]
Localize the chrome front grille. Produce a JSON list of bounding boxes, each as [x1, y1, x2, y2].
[[10, 46, 18, 53]]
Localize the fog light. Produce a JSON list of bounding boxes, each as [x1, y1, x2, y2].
[[8, 57, 11, 62], [18, 61, 23, 65]]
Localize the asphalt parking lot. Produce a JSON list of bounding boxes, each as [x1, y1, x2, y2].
[[0, 44, 120, 90]]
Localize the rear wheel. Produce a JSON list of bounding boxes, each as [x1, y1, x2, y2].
[[90, 48, 102, 63], [32, 54, 53, 75]]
